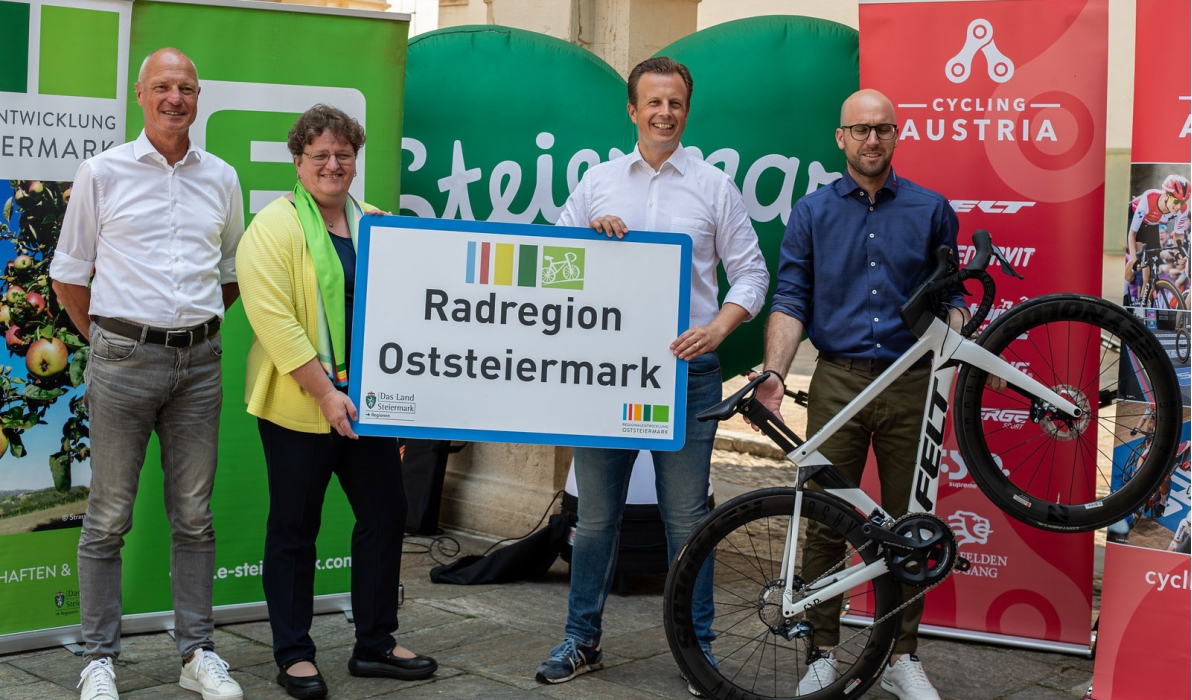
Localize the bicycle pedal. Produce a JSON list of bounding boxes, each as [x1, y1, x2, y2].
[[955, 555, 971, 573]]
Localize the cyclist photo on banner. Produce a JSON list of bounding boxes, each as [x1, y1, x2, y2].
[[1123, 167, 1189, 309]]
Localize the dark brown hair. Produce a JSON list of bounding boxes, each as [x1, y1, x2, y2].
[[627, 56, 693, 107], [287, 104, 366, 156]]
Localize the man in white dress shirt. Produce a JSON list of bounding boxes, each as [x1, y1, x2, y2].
[[50, 48, 245, 700], [534, 57, 769, 694]]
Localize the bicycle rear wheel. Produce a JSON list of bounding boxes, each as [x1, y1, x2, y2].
[[664, 488, 900, 700], [955, 295, 1183, 531]]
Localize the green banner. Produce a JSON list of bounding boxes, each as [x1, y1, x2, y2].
[[401, 17, 859, 378], [0, 0, 407, 646]]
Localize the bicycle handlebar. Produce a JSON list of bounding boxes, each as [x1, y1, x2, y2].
[[898, 229, 1023, 339]]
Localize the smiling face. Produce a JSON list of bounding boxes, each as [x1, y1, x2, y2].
[[628, 72, 690, 158], [836, 90, 897, 186], [294, 130, 357, 208], [135, 50, 199, 143]]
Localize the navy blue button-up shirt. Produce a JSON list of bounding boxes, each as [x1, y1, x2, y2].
[[771, 169, 961, 362]]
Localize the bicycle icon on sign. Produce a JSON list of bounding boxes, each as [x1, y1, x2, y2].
[[541, 251, 581, 285]]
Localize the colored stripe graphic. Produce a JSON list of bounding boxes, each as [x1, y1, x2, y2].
[[466, 241, 477, 283], [40, 5, 120, 99], [495, 243, 514, 286], [479, 242, 490, 284], [622, 404, 670, 422], [518, 245, 538, 287]]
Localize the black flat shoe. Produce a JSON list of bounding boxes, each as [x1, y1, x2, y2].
[[348, 650, 438, 680], [276, 668, 328, 699]]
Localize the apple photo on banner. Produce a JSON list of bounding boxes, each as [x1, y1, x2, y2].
[[0, 179, 92, 536]]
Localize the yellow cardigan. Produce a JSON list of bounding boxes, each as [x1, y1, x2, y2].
[[236, 196, 376, 434]]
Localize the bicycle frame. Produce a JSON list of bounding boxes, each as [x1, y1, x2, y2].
[[769, 314, 1083, 620]]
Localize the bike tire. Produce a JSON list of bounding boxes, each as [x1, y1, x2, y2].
[[1148, 279, 1186, 310], [664, 488, 900, 700], [955, 295, 1183, 532]]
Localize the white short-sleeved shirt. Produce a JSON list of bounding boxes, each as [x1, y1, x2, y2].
[[557, 144, 769, 328], [50, 130, 244, 328]]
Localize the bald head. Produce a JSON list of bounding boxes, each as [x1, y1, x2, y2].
[[138, 48, 198, 85], [840, 88, 895, 126]]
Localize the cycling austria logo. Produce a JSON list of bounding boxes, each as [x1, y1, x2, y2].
[[898, 16, 1062, 145], [465, 240, 586, 290]]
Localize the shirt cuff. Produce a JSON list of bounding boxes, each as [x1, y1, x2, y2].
[[48, 251, 95, 286], [217, 259, 238, 285], [722, 287, 766, 320], [769, 295, 808, 326]]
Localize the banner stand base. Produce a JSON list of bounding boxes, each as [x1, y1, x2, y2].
[[842, 614, 1092, 657], [1, 593, 352, 656]]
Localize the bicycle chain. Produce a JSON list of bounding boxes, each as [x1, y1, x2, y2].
[[792, 536, 957, 657]]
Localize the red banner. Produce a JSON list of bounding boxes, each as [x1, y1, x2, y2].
[[1129, 0, 1191, 163], [1091, 543, 1191, 699], [858, 0, 1108, 646]]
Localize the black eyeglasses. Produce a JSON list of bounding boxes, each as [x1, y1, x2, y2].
[[841, 123, 898, 141]]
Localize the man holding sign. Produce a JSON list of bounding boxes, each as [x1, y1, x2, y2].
[[535, 57, 769, 693]]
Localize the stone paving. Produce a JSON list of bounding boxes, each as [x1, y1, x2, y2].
[[0, 519, 1099, 700]]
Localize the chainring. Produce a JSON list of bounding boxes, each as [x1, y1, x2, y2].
[[882, 513, 958, 587]]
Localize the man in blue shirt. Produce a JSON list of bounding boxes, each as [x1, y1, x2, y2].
[[754, 89, 964, 700]]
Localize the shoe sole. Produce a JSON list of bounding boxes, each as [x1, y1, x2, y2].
[[275, 674, 328, 699], [179, 677, 244, 700], [535, 661, 603, 684], [347, 658, 438, 681]]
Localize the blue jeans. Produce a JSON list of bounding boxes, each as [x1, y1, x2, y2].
[[565, 352, 721, 648], [78, 321, 223, 660]]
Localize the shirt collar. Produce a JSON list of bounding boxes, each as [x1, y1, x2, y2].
[[132, 130, 203, 166], [630, 142, 688, 175], [835, 168, 899, 199]]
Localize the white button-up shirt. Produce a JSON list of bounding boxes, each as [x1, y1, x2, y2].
[[50, 131, 244, 328], [557, 144, 769, 328]]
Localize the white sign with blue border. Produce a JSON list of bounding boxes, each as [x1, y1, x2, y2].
[[348, 216, 692, 449]]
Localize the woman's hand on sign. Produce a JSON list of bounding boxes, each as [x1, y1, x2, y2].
[[318, 390, 359, 439], [589, 215, 629, 239]]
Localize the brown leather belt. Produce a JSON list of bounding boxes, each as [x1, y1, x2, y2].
[[93, 316, 219, 348], [819, 354, 928, 375]]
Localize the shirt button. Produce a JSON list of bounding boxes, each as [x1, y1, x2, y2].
[[869, 206, 874, 211], [869, 233, 875, 238], [872, 290, 877, 295], [874, 317, 879, 322], [877, 343, 882, 349], [870, 261, 876, 267], [177, 284, 182, 290]]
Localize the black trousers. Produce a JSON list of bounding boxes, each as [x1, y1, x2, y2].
[[258, 418, 407, 668]]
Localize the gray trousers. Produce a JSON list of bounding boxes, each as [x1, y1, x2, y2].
[[802, 359, 931, 655], [78, 322, 223, 660]]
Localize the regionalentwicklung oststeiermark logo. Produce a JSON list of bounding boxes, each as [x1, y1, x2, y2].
[[465, 240, 585, 290], [365, 391, 376, 409]]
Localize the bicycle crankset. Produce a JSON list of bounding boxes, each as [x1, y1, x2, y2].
[[883, 513, 958, 587]]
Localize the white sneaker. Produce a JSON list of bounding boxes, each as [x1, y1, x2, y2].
[[880, 654, 941, 700], [796, 650, 838, 693], [179, 649, 244, 700], [78, 658, 118, 700]]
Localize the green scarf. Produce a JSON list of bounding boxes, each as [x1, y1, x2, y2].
[[293, 182, 362, 386]]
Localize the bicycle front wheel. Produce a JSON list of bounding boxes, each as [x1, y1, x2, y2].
[[955, 295, 1183, 531], [664, 488, 900, 700], [1148, 279, 1186, 310]]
